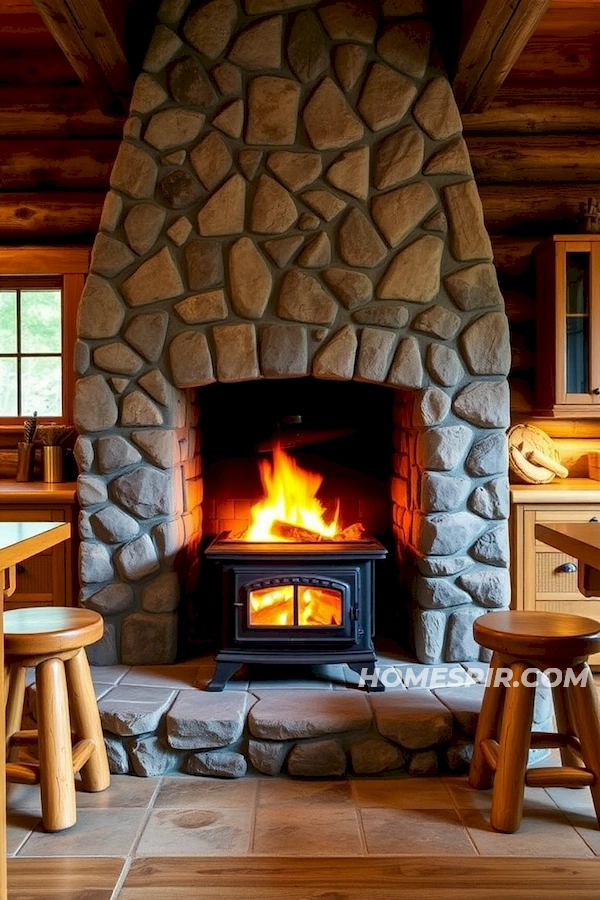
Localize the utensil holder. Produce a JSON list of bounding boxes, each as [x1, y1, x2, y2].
[[15, 442, 34, 482], [43, 446, 63, 483]]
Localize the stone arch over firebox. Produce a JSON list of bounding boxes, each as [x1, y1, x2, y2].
[[74, 0, 511, 666]]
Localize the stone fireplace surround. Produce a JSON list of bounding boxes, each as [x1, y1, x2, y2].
[[73, 0, 511, 668]]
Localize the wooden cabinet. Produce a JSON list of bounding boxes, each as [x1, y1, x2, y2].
[[535, 234, 600, 417], [0, 482, 77, 610], [511, 479, 600, 664]]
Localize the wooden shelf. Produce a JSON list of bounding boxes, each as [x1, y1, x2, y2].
[[0, 480, 77, 504]]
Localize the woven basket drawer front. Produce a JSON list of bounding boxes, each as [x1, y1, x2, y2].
[[536, 552, 579, 594]]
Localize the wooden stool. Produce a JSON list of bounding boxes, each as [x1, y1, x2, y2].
[[469, 610, 600, 833], [4, 607, 110, 832]]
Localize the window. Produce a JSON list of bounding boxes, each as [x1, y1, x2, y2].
[[0, 278, 64, 418], [0, 248, 88, 428]]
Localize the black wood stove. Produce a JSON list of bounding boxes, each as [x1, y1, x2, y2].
[[205, 534, 387, 691]]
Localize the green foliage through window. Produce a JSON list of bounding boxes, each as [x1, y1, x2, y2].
[[0, 288, 63, 417]]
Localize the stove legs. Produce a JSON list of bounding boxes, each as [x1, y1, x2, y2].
[[348, 661, 385, 691], [206, 661, 243, 692]]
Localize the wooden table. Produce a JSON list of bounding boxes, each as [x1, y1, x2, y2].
[[536, 522, 600, 599], [0, 521, 71, 898]]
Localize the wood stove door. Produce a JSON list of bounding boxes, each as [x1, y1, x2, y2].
[[233, 569, 359, 646]]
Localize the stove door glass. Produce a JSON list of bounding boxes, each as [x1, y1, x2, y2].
[[248, 583, 343, 628]]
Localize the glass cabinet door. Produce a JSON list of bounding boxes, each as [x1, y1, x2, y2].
[[565, 251, 591, 396]]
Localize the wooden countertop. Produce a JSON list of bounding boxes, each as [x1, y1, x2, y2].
[[0, 480, 77, 503], [536, 522, 600, 571], [511, 478, 600, 504]]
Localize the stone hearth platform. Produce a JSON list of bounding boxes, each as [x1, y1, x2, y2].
[[27, 651, 551, 779]]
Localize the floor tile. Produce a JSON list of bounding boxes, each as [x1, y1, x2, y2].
[[460, 806, 594, 857], [18, 808, 147, 857], [154, 775, 258, 809], [360, 807, 477, 856], [565, 812, 600, 855], [352, 776, 454, 809], [444, 775, 559, 812], [7, 775, 160, 813], [248, 680, 333, 690], [136, 807, 252, 856], [6, 810, 40, 856], [252, 806, 364, 856], [120, 666, 200, 689], [545, 786, 597, 816], [257, 777, 353, 808], [90, 665, 130, 686]]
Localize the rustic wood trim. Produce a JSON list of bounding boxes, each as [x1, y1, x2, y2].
[[0, 247, 90, 275], [30, 0, 131, 114], [62, 272, 84, 424], [462, 83, 600, 134], [453, 0, 551, 113]]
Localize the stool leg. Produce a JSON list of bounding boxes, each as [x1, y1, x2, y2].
[[490, 660, 535, 833], [469, 652, 506, 790], [5, 665, 26, 758], [552, 681, 584, 770], [565, 663, 600, 826], [36, 657, 76, 831], [64, 648, 110, 793]]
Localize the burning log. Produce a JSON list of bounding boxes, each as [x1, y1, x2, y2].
[[270, 519, 366, 542], [271, 521, 324, 542]]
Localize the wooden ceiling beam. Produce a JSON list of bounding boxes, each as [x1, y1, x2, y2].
[[30, 0, 130, 114], [453, 0, 551, 113]]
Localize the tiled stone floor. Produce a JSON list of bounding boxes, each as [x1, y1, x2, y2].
[[6, 769, 600, 862]]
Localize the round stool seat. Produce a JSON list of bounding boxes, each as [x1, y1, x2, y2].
[[4, 607, 103, 657], [474, 610, 600, 663]]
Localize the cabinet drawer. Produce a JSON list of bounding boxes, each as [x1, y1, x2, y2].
[[536, 551, 582, 598], [534, 507, 600, 549]]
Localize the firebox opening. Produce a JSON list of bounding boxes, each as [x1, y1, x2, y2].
[[181, 378, 412, 662]]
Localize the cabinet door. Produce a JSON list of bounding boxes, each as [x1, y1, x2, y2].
[[0, 507, 67, 609], [555, 241, 600, 407]]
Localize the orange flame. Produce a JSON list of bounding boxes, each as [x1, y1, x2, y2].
[[245, 445, 339, 541]]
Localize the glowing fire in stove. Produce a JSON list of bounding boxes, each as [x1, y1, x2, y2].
[[245, 444, 339, 542]]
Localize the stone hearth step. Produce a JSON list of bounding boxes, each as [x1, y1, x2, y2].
[[248, 690, 373, 740], [166, 690, 255, 749]]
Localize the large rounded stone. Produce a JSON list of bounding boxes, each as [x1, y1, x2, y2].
[[77, 475, 107, 507], [371, 181, 437, 248], [110, 142, 157, 200], [267, 150, 321, 191], [287, 739, 346, 777], [169, 55, 218, 107], [190, 132, 232, 191], [370, 691, 452, 750], [160, 169, 203, 209], [444, 180, 493, 262], [145, 108, 204, 151], [124, 204, 166, 256], [246, 75, 300, 145], [213, 323, 260, 381], [183, 0, 238, 60], [99, 191, 122, 233], [422, 472, 471, 513], [415, 387, 452, 426], [90, 234, 135, 278], [138, 370, 171, 407], [130, 73, 167, 114], [115, 535, 160, 581], [374, 125, 424, 190], [460, 312, 511, 375], [79, 541, 113, 584], [417, 511, 483, 556], [260, 324, 308, 377], [303, 77, 364, 150], [112, 467, 173, 518], [124, 311, 169, 362], [426, 344, 464, 387], [353, 306, 408, 327], [132, 430, 180, 469], [248, 739, 289, 776], [121, 391, 163, 427], [417, 577, 471, 609], [185, 240, 223, 291], [326, 145, 369, 201], [319, 0, 378, 42], [469, 477, 509, 520], [445, 263, 503, 312], [74, 436, 94, 474], [77, 275, 124, 339], [313, 324, 357, 379], [333, 42, 367, 92], [471, 524, 509, 567], [301, 189, 346, 221], [453, 381, 510, 428], [229, 14, 282, 69], [377, 236, 443, 303], [414, 77, 462, 140], [122, 247, 184, 307], [84, 583, 134, 615], [175, 290, 228, 324], [339, 208, 387, 268], [287, 9, 328, 83], [350, 736, 403, 774], [141, 572, 180, 613], [424, 137, 472, 177], [143, 23, 182, 72], [251, 174, 298, 234], [413, 606, 446, 665], [213, 99, 244, 138], [197, 174, 245, 236], [74, 376, 118, 433], [93, 343, 143, 376], [92, 506, 140, 543], [458, 568, 511, 609], [465, 432, 507, 477], [186, 750, 247, 778], [170, 331, 215, 387], [387, 336, 423, 388], [322, 268, 372, 309], [278, 270, 337, 325], [121, 612, 177, 664], [377, 19, 433, 79], [419, 425, 472, 471], [358, 63, 417, 132], [445, 607, 484, 661], [356, 327, 396, 382]]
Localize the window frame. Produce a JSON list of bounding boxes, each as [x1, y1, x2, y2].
[[0, 248, 89, 431]]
